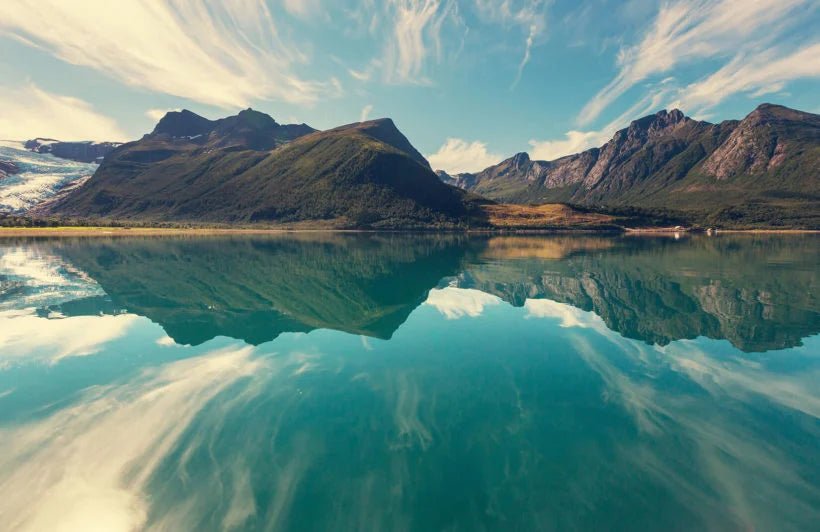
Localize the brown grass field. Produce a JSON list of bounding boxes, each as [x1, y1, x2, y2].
[[480, 203, 617, 229]]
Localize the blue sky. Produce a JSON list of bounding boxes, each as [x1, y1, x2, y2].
[[0, 0, 818, 173]]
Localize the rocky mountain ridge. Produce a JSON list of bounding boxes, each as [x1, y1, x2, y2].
[[438, 103, 819, 227]]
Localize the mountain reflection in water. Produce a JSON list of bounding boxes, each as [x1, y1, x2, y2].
[[0, 233, 817, 531]]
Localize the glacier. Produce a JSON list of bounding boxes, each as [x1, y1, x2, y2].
[[0, 141, 98, 214]]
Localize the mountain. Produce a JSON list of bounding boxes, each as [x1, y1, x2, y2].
[[150, 108, 316, 150], [440, 104, 820, 228], [44, 109, 478, 228], [24, 138, 122, 163], [0, 142, 98, 214]]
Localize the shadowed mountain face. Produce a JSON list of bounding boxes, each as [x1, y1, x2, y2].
[[440, 104, 820, 228], [44, 110, 475, 228], [48, 234, 469, 345], [15, 234, 817, 353]]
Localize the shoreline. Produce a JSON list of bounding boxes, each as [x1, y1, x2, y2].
[[0, 226, 818, 237]]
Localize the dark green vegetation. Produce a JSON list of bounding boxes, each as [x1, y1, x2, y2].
[[440, 104, 820, 228], [45, 109, 481, 228], [38, 233, 820, 352]]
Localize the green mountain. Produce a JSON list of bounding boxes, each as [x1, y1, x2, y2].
[[45, 109, 477, 228], [439, 104, 820, 228]]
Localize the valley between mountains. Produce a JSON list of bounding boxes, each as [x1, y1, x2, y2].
[[2, 103, 818, 230]]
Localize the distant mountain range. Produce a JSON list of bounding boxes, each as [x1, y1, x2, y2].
[[438, 104, 820, 228], [5, 102, 819, 229], [24, 138, 122, 163]]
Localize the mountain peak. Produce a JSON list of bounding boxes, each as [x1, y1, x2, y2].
[[744, 102, 819, 125], [152, 109, 213, 137], [233, 108, 279, 128], [511, 152, 530, 167], [327, 118, 431, 169]]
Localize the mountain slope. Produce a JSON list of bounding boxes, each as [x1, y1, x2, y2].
[[441, 104, 819, 227], [45, 110, 476, 228]]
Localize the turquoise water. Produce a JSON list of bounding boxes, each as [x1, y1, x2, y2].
[[0, 234, 818, 531]]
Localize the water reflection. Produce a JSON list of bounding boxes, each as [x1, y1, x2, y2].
[[0, 234, 817, 530], [2, 234, 816, 351]]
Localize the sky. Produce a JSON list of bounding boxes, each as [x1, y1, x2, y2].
[[0, 0, 818, 173]]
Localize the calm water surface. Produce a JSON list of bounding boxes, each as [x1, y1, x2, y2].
[[0, 234, 818, 531]]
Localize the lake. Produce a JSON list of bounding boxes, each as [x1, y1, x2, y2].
[[0, 233, 818, 531]]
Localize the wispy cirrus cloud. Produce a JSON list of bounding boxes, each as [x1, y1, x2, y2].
[[382, 0, 462, 84], [672, 42, 820, 114], [281, 0, 323, 20], [474, 0, 549, 87], [0, 0, 338, 108], [427, 137, 504, 173], [359, 104, 374, 122], [0, 83, 127, 141], [578, 0, 810, 125]]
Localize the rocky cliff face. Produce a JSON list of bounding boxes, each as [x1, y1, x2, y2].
[[24, 139, 122, 163], [701, 103, 820, 179], [438, 104, 819, 227]]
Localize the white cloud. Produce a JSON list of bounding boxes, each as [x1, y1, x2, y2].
[[0, 346, 262, 531], [382, 0, 459, 84], [0, 0, 337, 108], [474, 0, 548, 87], [529, 84, 676, 160], [0, 311, 139, 367], [0, 83, 126, 141], [145, 108, 181, 123], [359, 104, 374, 122], [673, 42, 820, 113], [349, 68, 372, 81], [524, 298, 601, 328], [578, 0, 809, 125], [425, 287, 501, 319], [282, 0, 322, 19], [427, 138, 503, 173], [528, 130, 607, 161]]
